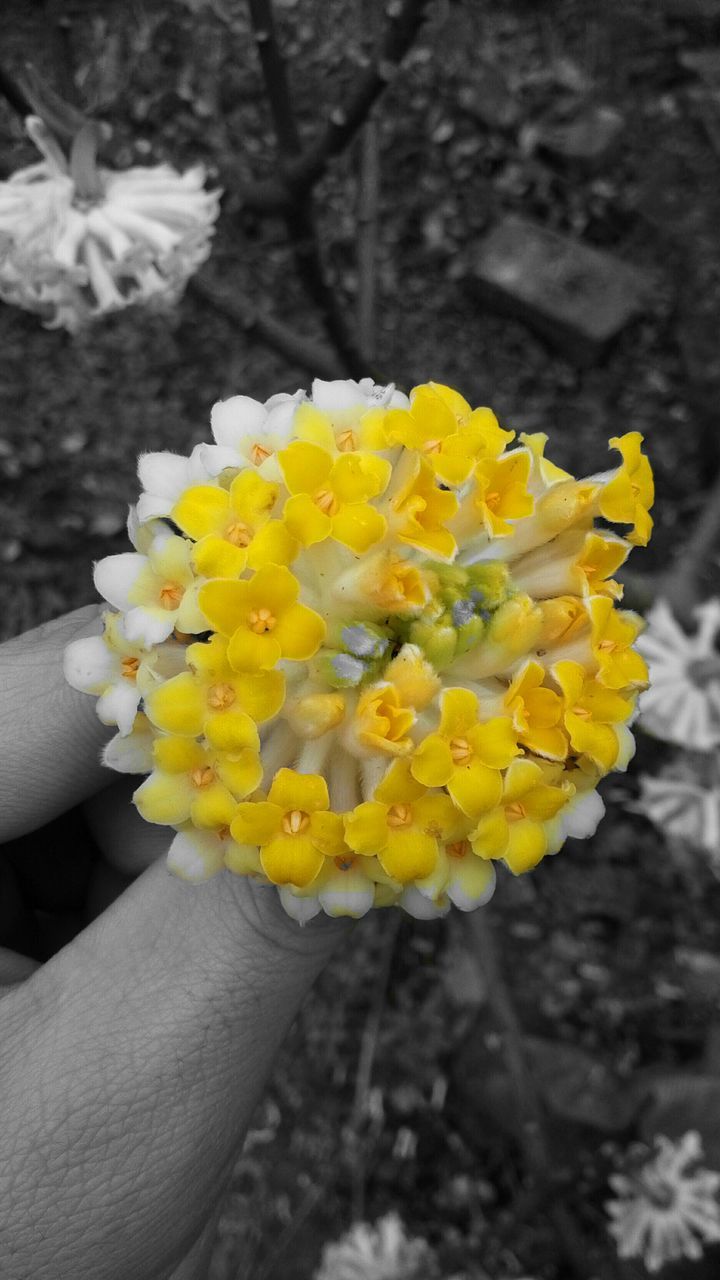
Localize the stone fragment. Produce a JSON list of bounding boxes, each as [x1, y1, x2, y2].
[[534, 104, 625, 172], [469, 216, 653, 366], [457, 67, 520, 132]]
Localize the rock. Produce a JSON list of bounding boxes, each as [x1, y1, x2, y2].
[[660, 0, 720, 25], [469, 216, 654, 365], [680, 47, 720, 84], [457, 66, 521, 132], [534, 104, 625, 172]]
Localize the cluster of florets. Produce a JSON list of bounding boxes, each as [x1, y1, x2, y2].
[[0, 116, 220, 331], [65, 377, 653, 921]]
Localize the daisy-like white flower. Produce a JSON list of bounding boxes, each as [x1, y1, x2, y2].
[[636, 757, 720, 861], [636, 598, 720, 750], [0, 116, 220, 331], [314, 1213, 437, 1280], [606, 1131, 720, 1273], [66, 379, 652, 921]]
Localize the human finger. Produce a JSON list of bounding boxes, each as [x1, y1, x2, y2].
[[83, 777, 172, 877], [0, 606, 111, 842]]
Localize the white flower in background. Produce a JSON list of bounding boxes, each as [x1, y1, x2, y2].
[[637, 764, 720, 860], [314, 1213, 437, 1280], [606, 1131, 720, 1273], [636, 598, 720, 750], [0, 115, 220, 331], [63, 611, 184, 735]]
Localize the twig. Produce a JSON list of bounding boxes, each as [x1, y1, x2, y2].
[[246, 0, 377, 378], [238, 0, 433, 209], [357, 114, 380, 359], [463, 909, 610, 1279], [0, 63, 33, 119], [190, 277, 345, 380], [349, 912, 401, 1220], [247, 0, 301, 157]]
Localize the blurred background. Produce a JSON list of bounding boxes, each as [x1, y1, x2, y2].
[[2, 1, 720, 1277]]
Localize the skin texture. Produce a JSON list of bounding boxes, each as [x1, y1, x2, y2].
[[0, 607, 349, 1280]]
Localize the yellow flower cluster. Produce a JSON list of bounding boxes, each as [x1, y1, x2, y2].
[[65, 379, 653, 921]]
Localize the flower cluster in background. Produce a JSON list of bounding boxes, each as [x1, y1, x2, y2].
[[606, 1131, 720, 1273], [0, 116, 220, 331], [636, 598, 720, 867], [65, 377, 653, 921]]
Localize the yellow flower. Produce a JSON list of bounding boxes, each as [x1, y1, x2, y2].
[[389, 454, 458, 560], [230, 769, 344, 886], [292, 399, 389, 454], [535, 596, 589, 652], [470, 757, 575, 874], [589, 596, 649, 690], [344, 759, 456, 883], [415, 829, 497, 913], [94, 530, 206, 646], [553, 660, 635, 774], [599, 432, 654, 547], [199, 565, 326, 671], [520, 431, 572, 488], [511, 528, 630, 601], [351, 682, 416, 756], [411, 687, 519, 816], [334, 551, 431, 617], [279, 440, 390, 552], [134, 735, 262, 829], [171, 470, 298, 578], [383, 643, 441, 710], [470, 449, 534, 537], [384, 381, 513, 484], [144, 633, 285, 750], [504, 660, 568, 760]]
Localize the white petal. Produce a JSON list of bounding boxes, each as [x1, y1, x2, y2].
[[278, 887, 322, 924], [103, 724, 154, 773], [166, 830, 225, 882], [447, 864, 497, 912], [63, 634, 115, 694], [195, 441, 246, 477], [563, 789, 605, 839], [123, 606, 175, 645], [138, 451, 194, 500], [318, 883, 374, 918], [399, 886, 450, 919], [96, 681, 142, 736], [210, 395, 266, 449], [94, 552, 146, 611], [311, 378, 363, 411]]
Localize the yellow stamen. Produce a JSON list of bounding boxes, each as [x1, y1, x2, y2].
[[423, 438, 442, 454], [315, 487, 339, 516], [485, 491, 500, 509], [159, 581, 184, 610], [225, 520, 252, 547], [505, 801, 526, 821], [207, 682, 236, 710], [191, 766, 214, 788], [334, 855, 356, 871], [120, 656, 140, 681], [572, 705, 592, 720], [447, 839, 471, 859], [248, 607, 276, 634], [336, 429, 356, 452], [449, 736, 473, 764], [387, 802, 412, 828], [598, 639, 617, 652], [251, 443, 272, 466], [282, 809, 310, 835]]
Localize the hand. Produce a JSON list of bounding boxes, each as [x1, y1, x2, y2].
[[0, 607, 350, 1280]]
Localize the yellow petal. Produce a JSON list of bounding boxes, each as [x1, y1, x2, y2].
[[469, 716, 520, 769], [190, 782, 238, 830], [171, 485, 229, 540], [411, 734, 454, 787], [205, 711, 264, 753], [503, 819, 548, 874], [267, 768, 329, 813], [278, 440, 332, 495], [153, 735, 205, 774], [380, 827, 437, 883], [198, 579, 250, 636], [134, 771, 192, 825], [448, 760, 503, 818], [374, 758, 427, 805], [344, 801, 389, 854], [227, 628, 281, 672], [192, 535, 248, 579], [283, 492, 332, 547], [144, 672, 205, 737], [231, 800, 282, 845], [232, 669, 286, 722], [260, 833, 324, 887], [246, 520, 299, 569], [273, 602, 326, 660], [215, 749, 264, 798], [331, 503, 387, 553]]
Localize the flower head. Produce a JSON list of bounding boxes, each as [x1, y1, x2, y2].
[[637, 598, 720, 750], [66, 378, 652, 920], [607, 1132, 720, 1273], [0, 116, 219, 331], [314, 1213, 438, 1280]]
